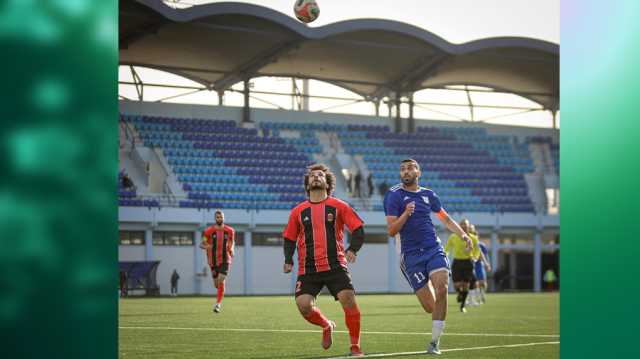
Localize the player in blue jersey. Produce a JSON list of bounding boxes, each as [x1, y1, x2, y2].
[[384, 159, 472, 355], [472, 229, 491, 304]]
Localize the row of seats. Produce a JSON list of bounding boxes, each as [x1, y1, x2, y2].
[[179, 200, 294, 210], [191, 146, 310, 161], [119, 199, 160, 207], [193, 141, 297, 152], [183, 133, 283, 144]]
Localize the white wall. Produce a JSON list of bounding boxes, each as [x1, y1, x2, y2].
[[154, 246, 194, 295], [118, 245, 145, 261]]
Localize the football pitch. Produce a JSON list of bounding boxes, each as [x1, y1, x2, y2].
[[119, 293, 558, 358]]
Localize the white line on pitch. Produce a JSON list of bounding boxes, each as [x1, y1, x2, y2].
[[119, 326, 559, 338], [326, 341, 560, 359]]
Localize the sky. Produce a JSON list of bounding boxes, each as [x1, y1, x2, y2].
[[165, 0, 559, 44], [120, 0, 560, 128]]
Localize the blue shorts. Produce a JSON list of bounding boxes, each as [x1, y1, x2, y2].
[[474, 260, 486, 281], [400, 246, 450, 292]]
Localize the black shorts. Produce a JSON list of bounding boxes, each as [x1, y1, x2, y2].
[[452, 259, 475, 283], [295, 268, 354, 301], [210, 263, 229, 278]]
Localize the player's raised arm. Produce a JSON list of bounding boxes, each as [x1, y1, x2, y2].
[[435, 209, 472, 250]]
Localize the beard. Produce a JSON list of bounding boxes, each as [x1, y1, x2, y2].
[[309, 181, 326, 191], [402, 175, 417, 185], [216, 220, 223, 225]]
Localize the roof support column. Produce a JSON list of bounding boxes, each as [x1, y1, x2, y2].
[[374, 100, 380, 117], [302, 79, 309, 111], [243, 79, 251, 123], [217, 91, 224, 106], [552, 110, 558, 129], [408, 93, 415, 134], [465, 85, 474, 121], [394, 92, 401, 134]]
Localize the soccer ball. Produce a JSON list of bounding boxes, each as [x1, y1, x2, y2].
[[293, 0, 320, 23]]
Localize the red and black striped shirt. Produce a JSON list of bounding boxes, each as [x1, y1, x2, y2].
[[283, 197, 364, 275], [203, 225, 235, 267]]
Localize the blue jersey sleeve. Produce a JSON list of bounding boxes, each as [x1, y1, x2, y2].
[[429, 191, 442, 212], [383, 191, 401, 217]]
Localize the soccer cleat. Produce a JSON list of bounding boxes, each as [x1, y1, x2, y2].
[[350, 344, 364, 357], [460, 306, 467, 313], [321, 320, 336, 349], [213, 303, 221, 313], [427, 341, 441, 355]]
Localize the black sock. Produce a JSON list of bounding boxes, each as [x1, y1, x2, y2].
[[456, 288, 463, 302], [460, 290, 469, 308]]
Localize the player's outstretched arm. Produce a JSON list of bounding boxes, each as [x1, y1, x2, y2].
[[199, 237, 209, 250], [436, 210, 472, 249]]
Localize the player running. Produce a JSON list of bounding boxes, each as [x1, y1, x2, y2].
[[283, 164, 365, 357], [466, 224, 491, 306], [200, 210, 235, 313], [473, 231, 491, 304], [445, 219, 479, 313], [383, 159, 471, 355]]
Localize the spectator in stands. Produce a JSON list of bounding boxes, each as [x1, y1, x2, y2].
[[119, 270, 127, 298], [367, 173, 373, 197], [346, 171, 353, 195], [170, 269, 180, 297], [121, 173, 135, 191], [378, 181, 389, 197], [354, 171, 362, 198]]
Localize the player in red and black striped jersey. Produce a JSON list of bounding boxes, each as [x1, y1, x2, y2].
[[283, 164, 365, 357], [200, 210, 235, 313]]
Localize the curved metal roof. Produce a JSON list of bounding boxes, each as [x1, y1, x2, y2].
[[120, 0, 559, 109]]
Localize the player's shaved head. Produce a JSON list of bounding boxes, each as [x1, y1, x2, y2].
[[214, 210, 224, 225]]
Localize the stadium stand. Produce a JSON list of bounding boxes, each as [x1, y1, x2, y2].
[[119, 113, 559, 213], [123, 114, 317, 210], [118, 169, 160, 208]]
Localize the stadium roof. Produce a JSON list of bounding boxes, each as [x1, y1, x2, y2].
[[120, 0, 559, 110]]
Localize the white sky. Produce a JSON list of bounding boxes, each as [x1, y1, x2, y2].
[[166, 0, 559, 44], [121, 1, 560, 128]]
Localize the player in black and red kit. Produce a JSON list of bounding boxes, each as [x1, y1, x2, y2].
[[283, 164, 365, 357], [200, 210, 235, 313]]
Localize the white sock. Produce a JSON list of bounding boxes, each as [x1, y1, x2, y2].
[[432, 320, 445, 343]]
